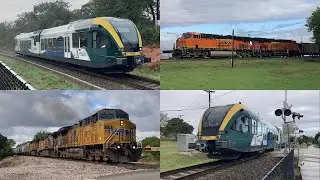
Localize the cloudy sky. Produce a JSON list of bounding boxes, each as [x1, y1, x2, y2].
[[0, 90, 160, 146], [160, 0, 320, 51], [0, 0, 90, 22], [161, 90, 320, 137]]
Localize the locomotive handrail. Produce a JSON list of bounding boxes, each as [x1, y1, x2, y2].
[[104, 129, 120, 147]]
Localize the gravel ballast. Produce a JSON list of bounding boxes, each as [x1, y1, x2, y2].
[[0, 156, 140, 180], [194, 153, 282, 180]]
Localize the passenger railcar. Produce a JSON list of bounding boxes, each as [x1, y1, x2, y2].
[[173, 32, 319, 58], [198, 103, 281, 159], [15, 17, 144, 73], [13, 108, 141, 163]]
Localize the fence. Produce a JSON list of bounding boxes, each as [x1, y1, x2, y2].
[[263, 150, 294, 180], [0, 61, 35, 90]]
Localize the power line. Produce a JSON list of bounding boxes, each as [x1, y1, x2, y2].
[[160, 107, 208, 112]]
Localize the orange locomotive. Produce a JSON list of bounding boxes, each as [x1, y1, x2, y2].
[[172, 32, 301, 58]]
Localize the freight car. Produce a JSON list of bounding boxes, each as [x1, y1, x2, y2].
[[172, 32, 319, 58], [198, 103, 281, 159], [16, 108, 141, 163], [15, 17, 145, 73]]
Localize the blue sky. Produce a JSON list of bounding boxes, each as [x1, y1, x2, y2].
[[160, 0, 319, 50]]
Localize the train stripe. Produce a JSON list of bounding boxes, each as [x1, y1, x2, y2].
[[219, 104, 247, 131], [93, 17, 124, 49]]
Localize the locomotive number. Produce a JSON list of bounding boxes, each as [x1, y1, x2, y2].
[[219, 41, 232, 45]]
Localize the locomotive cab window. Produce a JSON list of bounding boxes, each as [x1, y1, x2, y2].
[[231, 115, 249, 133], [93, 32, 111, 49]]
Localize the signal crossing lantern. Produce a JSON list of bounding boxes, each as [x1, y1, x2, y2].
[[144, 145, 160, 152], [275, 109, 292, 116], [292, 112, 303, 120]]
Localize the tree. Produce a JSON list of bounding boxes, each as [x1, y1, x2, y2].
[[141, 136, 160, 161], [7, 139, 16, 148], [315, 132, 320, 142], [33, 131, 51, 141], [162, 118, 194, 139], [0, 133, 13, 159], [306, 7, 320, 46]]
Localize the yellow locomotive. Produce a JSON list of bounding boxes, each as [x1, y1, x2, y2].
[[28, 109, 141, 162]]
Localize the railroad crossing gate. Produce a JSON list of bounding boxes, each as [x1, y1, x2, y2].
[[144, 145, 160, 151]]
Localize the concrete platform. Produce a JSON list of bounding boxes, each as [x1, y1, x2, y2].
[[96, 169, 160, 180]]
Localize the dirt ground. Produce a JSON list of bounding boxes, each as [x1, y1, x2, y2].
[[142, 45, 160, 62], [0, 156, 140, 180]]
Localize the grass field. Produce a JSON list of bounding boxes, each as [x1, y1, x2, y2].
[[161, 58, 320, 89], [130, 65, 160, 81], [160, 141, 213, 172], [0, 55, 81, 90]]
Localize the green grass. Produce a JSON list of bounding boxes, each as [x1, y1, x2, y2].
[[161, 58, 320, 89], [0, 55, 81, 90], [130, 65, 160, 81], [160, 141, 214, 172]]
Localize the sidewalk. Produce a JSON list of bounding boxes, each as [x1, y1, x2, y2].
[[298, 146, 320, 180]]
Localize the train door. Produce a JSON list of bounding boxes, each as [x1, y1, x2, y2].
[[64, 34, 71, 59]]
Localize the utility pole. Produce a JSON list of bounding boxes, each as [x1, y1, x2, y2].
[[204, 90, 215, 107], [231, 29, 234, 68]]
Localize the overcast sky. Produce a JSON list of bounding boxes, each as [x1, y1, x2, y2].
[[0, 90, 159, 146], [161, 90, 320, 137], [0, 0, 90, 22], [160, 0, 320, 51]]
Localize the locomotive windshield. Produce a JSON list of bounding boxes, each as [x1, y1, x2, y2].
[[107, 18, 139, 51], [202, 105, 233, 128], [182, 33, 192, 39]]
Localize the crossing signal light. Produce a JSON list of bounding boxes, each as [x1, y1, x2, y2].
[[292, 113, 303, 120], [284, 109, 292, 116], [275, 109, 282, 116]]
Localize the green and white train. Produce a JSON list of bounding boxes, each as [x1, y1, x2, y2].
[[15, 17, 146, 73], [198, 103, 282, 159]]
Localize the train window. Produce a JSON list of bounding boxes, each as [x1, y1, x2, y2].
[[202, 105, 233, 128], [92, 32, 97, 48], [72, 33, 80, 48], [41, 40, 44, 50], [68, 37, 70, 52], [80, 32, 88, 48], [231, 115, 249, 133], [257, 122, 262, 135], [96, 32, 111, 49], [182, 33, 191, 39], [252, 120, 257, 134], [53, 38, 58, 50], [64, 37, 67, 52], [33, 37, 36, 46], [48, 39, 52, 50]]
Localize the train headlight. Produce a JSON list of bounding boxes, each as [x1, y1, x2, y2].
[[218, 131, 226, 135], [117, 145, 121, 149], [120, 120, 124, 126], [139, 47, 142, 51], [132, 145, 136, 149]]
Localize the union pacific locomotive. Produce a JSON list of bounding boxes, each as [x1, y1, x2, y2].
[[13, 108, 141, 163], [198, 103, 282, 159], [171, 32, 319, 58], [14, 17, 145, 73]]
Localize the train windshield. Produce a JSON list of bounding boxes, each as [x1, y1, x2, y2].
[[107, 18, 139, 46], [202, 105, 233, 128], [182, 33, 192, 39]]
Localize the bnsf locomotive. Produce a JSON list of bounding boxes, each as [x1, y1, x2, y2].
[[171, 32, 319, 58], [13, 108, 141, 163], [15, 17, 144, 73], [198, 103, 282, 159]]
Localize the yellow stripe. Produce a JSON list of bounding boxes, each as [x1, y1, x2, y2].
[[123, 52, 142, 56], [136, 28, 143, 48], [219, 104, 247, 131], [93, 17, 124, 49], [200, 135, 220, 140]]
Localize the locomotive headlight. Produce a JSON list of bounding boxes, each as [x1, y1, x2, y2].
[[139, 47, 142, 51], [218, 131, 226, 135], [120, 120, 124, 126], [132, 145, 136, 149], [117, 145, 121, 149]]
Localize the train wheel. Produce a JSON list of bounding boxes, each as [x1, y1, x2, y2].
[[88, 155, 94, 161]]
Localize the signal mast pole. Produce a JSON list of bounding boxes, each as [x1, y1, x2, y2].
[[231, 29, 234, 68], [204, 90, 215, 108]]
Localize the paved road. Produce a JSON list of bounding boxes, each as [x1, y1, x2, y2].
[[96, 169, 160, 180]]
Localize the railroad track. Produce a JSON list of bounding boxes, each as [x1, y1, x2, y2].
[[160, 154, 261, 180], [0, 52, 160, 90]]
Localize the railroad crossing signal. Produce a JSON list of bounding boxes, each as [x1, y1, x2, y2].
[[144, 145, 160, 151], [275, 108, 292, 116], [292, 112, 303, 120]]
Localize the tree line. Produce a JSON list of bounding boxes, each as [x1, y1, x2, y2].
[[0, 0, 160, 50], [0, 133, 15, 159], [306, 7, 320, 47]]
